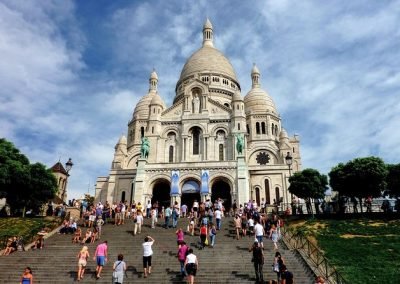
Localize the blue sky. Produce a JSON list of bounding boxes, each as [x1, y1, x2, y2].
[[1, 0, 399, 200]]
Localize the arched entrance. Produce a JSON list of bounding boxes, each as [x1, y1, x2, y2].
[[211, 180, 231, 211], [181, 180, 200, 211], [151, 180, 171, 209]]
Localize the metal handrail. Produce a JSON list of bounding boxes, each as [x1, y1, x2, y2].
[[281, 226, 348, 284]]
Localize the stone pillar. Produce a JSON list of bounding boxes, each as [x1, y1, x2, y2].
[[236, 155, 250, 206], [133, 158, 147, 205]]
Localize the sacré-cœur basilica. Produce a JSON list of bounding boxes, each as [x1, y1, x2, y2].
[[95, 19, 302, 211]]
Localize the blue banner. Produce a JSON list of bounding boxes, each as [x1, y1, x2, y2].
[[170, 170, 180, 196], [201, 170, 209, 194]]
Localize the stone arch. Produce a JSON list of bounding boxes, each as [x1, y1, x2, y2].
[[210, 173, 234, 211], [210, 124, 230, 137], [150, 177, 171, 209], [248, 149, 279, 166], [179, 173, 201, 190], [161, 126, 180, 139], [127, 153, 140, 168]]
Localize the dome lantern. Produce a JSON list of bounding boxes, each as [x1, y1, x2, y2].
[[149, 69, 158, 92], [203, 18, 214, 47], [251, 63, 260, 88]]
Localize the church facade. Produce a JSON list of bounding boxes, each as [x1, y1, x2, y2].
[[95, 20, 301, 210]]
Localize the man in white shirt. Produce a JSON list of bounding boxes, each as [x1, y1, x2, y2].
[[215, 208, 222, 230], [254, 219, 265, 249], [142, 236, 155, 278]]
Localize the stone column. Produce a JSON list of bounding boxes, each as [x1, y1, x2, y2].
[[236, 155, 250, 205], [133, 158, 147, 205]]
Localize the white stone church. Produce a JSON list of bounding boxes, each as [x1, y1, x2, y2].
[[95, 19, 301, 211]]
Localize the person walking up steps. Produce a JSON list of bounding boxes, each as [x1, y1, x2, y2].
[[77, 246, 90, 281], [112, 254, 127, 284], [94, 240, 108, 279], [142, 235, 155, 278], [185, 248, 198, 284], [249, 241, 264, 284]]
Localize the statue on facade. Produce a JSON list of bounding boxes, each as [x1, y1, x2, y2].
[[140, 137, 150, 159], [236, 133, 244, 155], [192, 93, 200, 114]]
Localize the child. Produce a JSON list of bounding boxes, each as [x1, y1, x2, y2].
[[81, 229, 92, 244], [91, 228, 98, 243]]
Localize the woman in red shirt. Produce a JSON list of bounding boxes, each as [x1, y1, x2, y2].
[[199, 224, 207, 249]]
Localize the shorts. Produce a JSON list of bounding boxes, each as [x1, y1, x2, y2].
[[256, 235, 263, 243], [241, 223, 247, 229], [89, 215, 96, 222], [185, 263, 197, 276], [96, 256, 106, 266], [143, 255, 152, 268], [78, 259, 87, 267]]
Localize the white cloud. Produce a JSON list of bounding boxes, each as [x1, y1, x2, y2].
[[1, 0, 400, 200]]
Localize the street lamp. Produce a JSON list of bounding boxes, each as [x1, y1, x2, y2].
[[65, 158, 74, 173], [62, 158, 73, 203], [285, 152, 293, 176]]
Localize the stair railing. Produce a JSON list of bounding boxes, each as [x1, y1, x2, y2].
[[281, 226, 347, 284]]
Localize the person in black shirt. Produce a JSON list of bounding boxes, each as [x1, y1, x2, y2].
[[249, 241, 264, 283]]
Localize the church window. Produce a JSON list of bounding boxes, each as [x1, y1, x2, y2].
[[293, 147, 295, 153], [256, 122, 260, 134], [264, 180, 271, 204], [151, 127, 154, 134], [271, 123, 274, 135], [238, 123, 240, 130], [236, 104, 239, 110], [219, 144, 224, 161], [224, 103, 230, 108], [246, 124, 250, 134], [192, 127, 200, 155], [261, 122, 266, 134], [141, 127, 145, 138], [275, 125, 278, 136], [121, 191, 126, 203], [255, 187, 260, 206], [153, 108, 155, 113], [169, 146, 174, 162], [275, 187, 280, 204]]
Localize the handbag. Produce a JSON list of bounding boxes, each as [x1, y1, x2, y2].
[[205, 237, 209, 245]]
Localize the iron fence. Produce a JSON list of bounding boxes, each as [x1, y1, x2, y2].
[[281, 226, 348, 284]]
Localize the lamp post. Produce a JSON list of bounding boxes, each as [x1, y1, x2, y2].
[[62, 158, 73, 203], [285, 152, 293, 211]]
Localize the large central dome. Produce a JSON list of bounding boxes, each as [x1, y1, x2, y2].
[[175, 19, 240, 95], [179, 45, 238, 82]]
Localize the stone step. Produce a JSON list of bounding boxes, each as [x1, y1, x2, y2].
[[0, 217, 314, 283]]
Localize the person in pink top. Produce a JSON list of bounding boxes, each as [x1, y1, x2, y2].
[[177, 241, 188, 277], [175, 228, 184, 247], [93, 240, 108, 279]]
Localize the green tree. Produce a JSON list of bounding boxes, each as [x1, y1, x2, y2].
[[0, 138, 58, 215], [329, 157, 388, 212], [387, 163, 400, 197], [288, 168, 328, 214]]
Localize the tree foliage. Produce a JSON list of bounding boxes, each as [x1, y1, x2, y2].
[[288, 168, 328, 200], [0, 138, 58, 214], [329, 156, 388, 199], [386, 163, 400, 197]]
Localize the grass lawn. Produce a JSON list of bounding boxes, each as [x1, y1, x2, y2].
[[291, 218, 400, 283], [0, 217, 60, 246]]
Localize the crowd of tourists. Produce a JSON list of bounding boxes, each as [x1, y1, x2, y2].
[[7, 197, 328, 284]]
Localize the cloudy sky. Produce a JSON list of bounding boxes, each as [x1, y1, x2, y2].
[[1, 0, 399, 200]]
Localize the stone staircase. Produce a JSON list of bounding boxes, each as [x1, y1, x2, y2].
[[0, 217, 314, 283]]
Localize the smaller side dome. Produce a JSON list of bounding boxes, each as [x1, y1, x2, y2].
[[279, 129, 288, 139], [150, 93, 166, 109], [244, 64, 278, 115], [117, 135, 127, 145], [232, 90, 243, 102]]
